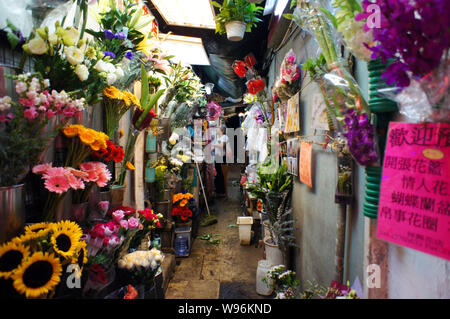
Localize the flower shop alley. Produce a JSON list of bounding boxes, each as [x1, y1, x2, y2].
[[0, 0, 449, 302]]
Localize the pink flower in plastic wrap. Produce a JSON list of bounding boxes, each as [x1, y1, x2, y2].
[[128, 217, 139, 229], [98, 201, 110, 213]]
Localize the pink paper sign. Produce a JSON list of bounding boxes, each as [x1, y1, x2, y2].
[[377, 122, 450, 260]]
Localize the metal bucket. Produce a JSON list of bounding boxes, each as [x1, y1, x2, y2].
[[0, 184, 25, 243]]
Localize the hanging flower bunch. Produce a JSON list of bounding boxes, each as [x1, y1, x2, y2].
[[102, 86, 140, 138], [342, 109, 378, 165], [62, 124, 109, 168], [356, 0, 450, 88], [0, 220, 87, 298], [273, 49, 301, 102], [92, 140, 125, 163]]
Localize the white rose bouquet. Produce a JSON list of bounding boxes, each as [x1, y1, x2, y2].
[[118, 249, 164, 287]]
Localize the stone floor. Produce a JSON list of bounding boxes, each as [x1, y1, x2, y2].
[[165, 165, 268, 299]]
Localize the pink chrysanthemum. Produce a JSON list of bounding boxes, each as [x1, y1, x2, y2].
[[32, 163, 52, 175], [44, 175, 70, 194]]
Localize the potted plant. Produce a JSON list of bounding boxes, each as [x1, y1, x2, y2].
[[213, 0, 264, 41]]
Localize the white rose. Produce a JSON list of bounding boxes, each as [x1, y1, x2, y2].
[[75, 64, 89, 81], [65, 46, 84, 65], [94, 60, 108, 73], [106, 73, 117, 86], [25, 37, 48, 55]]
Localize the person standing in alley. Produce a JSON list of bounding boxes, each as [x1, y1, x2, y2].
[[213, 125, 230, 198]]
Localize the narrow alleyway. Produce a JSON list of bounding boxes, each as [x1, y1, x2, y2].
[[166, 165, 267, 299]]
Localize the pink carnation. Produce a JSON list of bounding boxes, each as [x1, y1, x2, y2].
[[119, 220, 128, 230]]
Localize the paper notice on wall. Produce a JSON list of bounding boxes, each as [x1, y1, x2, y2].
[[299, 141, 312, 188], [311, 92, 329, 131], [377, 122, 450, 261]]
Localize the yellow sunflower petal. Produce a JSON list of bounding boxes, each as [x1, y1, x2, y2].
[[0, 240, 30, 279], [12, 251, 62, 298]]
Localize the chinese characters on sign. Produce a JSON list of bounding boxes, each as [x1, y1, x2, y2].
[[377, 122, 450, 261]]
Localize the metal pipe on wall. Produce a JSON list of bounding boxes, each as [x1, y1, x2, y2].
[[334, 203, 347, 283]]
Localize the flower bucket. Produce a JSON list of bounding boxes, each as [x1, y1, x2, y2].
[[256, 259, 273, 296], [225, 21, 246, 41], [111, 185, 125, 208], [264, 237, 283, 266], [0, 184, 25, 243], [70, 202, 89, 223], [237, 216, 253, 245]]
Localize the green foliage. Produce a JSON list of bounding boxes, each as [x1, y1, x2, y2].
[[245, 161, 292, 200], [301, 54, 327, 78], [199, 233, 221, 245], [213, 0, 263, 35]]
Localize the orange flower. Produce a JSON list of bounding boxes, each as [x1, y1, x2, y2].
[[103, 86, 123, 100], [180, 199, 188, 207], [62, 125, 79, 138], [78, 128, 96, 145], [126, 161, 135, 170], [123, 91, 140, 108]]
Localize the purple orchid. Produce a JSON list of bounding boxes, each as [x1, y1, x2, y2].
[[357, 0, 450, 89]]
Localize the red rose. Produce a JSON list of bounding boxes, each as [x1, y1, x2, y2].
[[244, 54, 256, 69], [247, 78, 265, 95], [233, 60, 247, 78]]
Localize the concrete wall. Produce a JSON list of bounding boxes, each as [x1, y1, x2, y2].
[[267, 29, 366, 290], [267, 14, 450, 298]]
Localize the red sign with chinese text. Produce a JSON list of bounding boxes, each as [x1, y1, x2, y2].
[[377, 122, 450, 260]]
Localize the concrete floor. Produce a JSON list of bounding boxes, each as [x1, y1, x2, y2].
[[165, 165, 268, 299]]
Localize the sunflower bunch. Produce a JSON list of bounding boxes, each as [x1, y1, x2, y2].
[[62, 124, 109, 168], [0, 221, 87, 298], [102, 86, 141, 139]]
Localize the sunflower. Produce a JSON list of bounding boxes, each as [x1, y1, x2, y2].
[[24, 222, 52, 238], [12, 251, 62, 298], [0, 241, 30, 279], [50, 221, 83, 259], [71, 241, 87, 278], [15, 231, 42, 243]]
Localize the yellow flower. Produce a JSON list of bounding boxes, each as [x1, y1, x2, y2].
[[123, 91, 141, 108], [119, 128, 125, 138], [0, 241, 30, 279], [126, 161, 135, 170], [62, 125, 80, 138], [103, 86, 124, 100], [24, 222, 52, 238], [71, 241, 87, 278], [180, 199, 188, 207], [12, 251, 62, 298], [78, 128, 96, 145], [50, 221, 83, 260]]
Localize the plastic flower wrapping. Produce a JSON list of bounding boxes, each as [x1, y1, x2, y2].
[[0, 220, 87, 298], [291, 0, 378, 166], [273, 49, 301, 102], [356, 0, 450, 123]]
